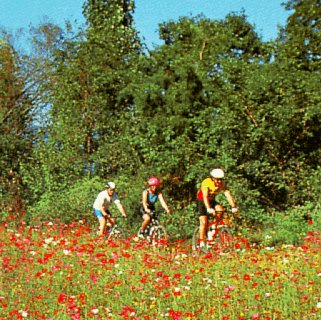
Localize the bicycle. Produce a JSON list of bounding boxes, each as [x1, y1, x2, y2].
[[90, 214, 128, 241], [136, 210, 168, 247], [105, 221, 127, 241], [192, 209, 236, 253]]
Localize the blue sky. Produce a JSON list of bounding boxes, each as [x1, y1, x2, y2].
[[0, 0, 290, 49]]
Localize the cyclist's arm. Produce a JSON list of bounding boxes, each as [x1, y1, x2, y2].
[[223, 190, 237, 209], [142, 190, 150, 213], [158, 193, 170, 214], [115, 200, 127, 218]]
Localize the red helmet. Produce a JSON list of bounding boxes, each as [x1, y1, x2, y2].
[[148, 176, 160, 186]]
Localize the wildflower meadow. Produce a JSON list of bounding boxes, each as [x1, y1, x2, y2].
[[1, 215, 321, 320]]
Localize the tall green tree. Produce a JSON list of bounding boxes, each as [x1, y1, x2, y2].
[[118, 13, 267, 207], [272, 0, 321, 206], [0, 37, 33, 213], [81, 0, 143, 177], [21, 1, 143, 217], [18, 21, 86, 204], [278, 0, 321, 71]]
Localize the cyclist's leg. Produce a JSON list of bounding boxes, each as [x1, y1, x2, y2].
[[141, 213, 150, 232], [93, 209, 106, 236], [105, 209, 115, 229], [138, 205, 150, 234], [197, 201, 208, 247], [199, 216, 208, 247]]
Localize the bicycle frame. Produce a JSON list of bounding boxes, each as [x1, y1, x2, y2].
[[148, 211, 160, 227], [93, 215, 127, 241], [105, 223, 122, 240]]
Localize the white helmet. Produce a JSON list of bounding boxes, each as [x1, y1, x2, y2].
[[106, 181, 116, 190], [210, 168, 225, 179]]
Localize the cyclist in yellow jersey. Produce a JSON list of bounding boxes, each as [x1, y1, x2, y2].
[[197, 168, 238, 249]]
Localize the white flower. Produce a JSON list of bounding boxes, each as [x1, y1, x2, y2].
[[317, 302, 321, 309], [91, 308, 99, 314], [19, 310, 28, 317], [44, 237, 54, 244], [63, 250, 70, 255]]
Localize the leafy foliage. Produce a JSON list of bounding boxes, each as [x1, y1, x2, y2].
[[0, 37, 33, 213], [1, 1, 320, 244]]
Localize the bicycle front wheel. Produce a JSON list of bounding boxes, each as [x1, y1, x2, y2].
[[149, 225, 167, 247], [216, 227, 234, 252], [107, 227, 126, 241]]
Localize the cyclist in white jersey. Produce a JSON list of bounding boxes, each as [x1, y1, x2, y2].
[[93, 182, 127, 236]]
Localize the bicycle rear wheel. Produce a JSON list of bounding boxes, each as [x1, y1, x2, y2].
[[192, 227, 200, 251]]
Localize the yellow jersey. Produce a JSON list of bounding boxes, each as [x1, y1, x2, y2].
[[197, 177, 225, 201]]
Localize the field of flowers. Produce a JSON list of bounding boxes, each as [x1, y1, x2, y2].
[[1, 215, 321, 320]]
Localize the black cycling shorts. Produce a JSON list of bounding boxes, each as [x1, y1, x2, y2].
[[139, 206, 156, 217], [197, 199, 218, 217]]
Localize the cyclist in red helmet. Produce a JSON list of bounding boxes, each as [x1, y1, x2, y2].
[[139, 176, 170, 237], [197, 168, 238, 249]]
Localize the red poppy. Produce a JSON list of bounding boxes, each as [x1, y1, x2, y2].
[[58, 292, 67, 304], [243, 274, 251, 281]]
